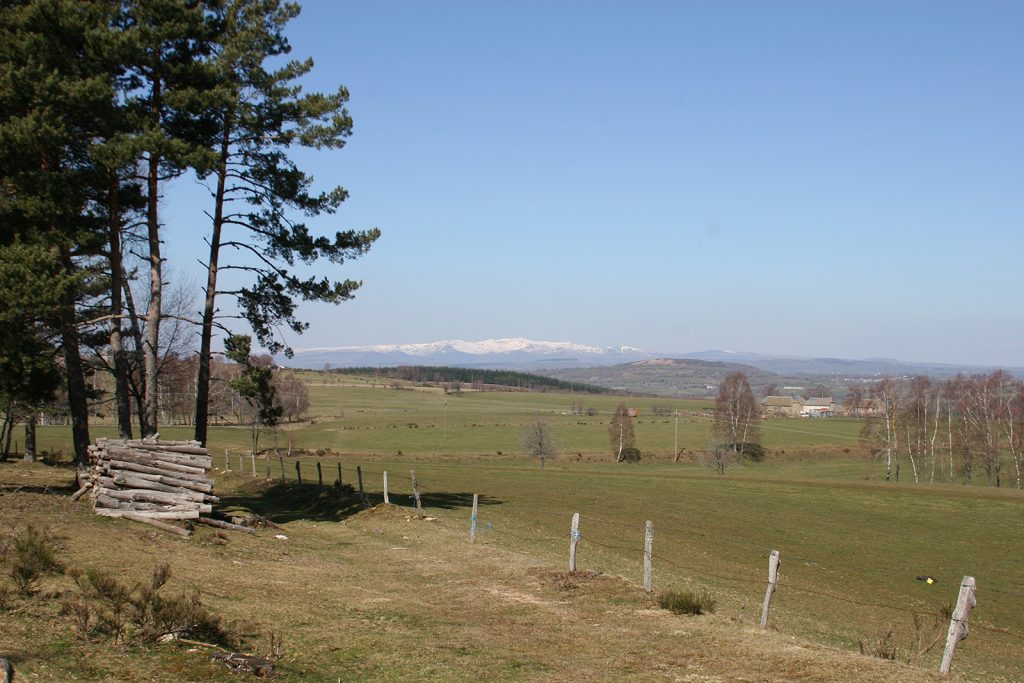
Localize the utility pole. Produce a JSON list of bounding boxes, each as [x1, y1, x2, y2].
[[674, 410, 680, 460]]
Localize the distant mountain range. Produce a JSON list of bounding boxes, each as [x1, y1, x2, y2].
[[677, 350, 1023, 379], [281, 337, 1022, 380], [282, 338, 651, 369]]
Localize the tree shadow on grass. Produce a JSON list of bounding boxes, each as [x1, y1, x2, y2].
[[0, 483, 78, 496], [219, 481, 503, 524]]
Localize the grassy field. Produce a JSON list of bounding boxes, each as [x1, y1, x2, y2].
[[29, 378, 867, 463], [4, 376, 1022, 681]]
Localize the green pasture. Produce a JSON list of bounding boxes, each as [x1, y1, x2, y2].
[[244, 456, 1021, 681], [16, 378, 1024, 680]]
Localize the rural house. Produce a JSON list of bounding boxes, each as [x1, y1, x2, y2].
[[802, 397, 834, 417], [762, 395, 802, 417]]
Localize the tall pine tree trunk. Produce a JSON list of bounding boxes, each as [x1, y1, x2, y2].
[[58, 247, 91, 466], [108, 178, 132, 438], [194, 119, 231, 446], [24, 414, 36, 462], [142, 79, 163, 438], [122, 279, 152, 436]]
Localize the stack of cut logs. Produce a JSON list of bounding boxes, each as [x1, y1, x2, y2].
[[87, 438, 218, 537]]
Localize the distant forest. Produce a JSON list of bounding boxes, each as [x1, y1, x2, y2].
[[329, 366, 612, 395]]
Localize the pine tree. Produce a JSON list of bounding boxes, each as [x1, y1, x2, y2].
[[0, 0, 118, 464], [192, 0, 379, 445], [224, 334, 282, 458], [117, 0, 221, 436]]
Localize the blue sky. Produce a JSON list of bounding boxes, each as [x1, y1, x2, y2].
[[163, 1, 1024, 366]]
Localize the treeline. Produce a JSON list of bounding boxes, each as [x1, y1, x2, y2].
[[0, 352, 309, 460], [854, 371, 1023, 488], [330, 366, 612, 395], [0, 1, 377, 463]]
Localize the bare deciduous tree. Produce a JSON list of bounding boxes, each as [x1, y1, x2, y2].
[[520, 417, 558, 468], [712, 373, 761, 469], [273, 375, 310, 423], [861, 377, 902, 481], [844, 385, 865, 417]]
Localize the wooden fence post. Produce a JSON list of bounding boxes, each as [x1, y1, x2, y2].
[[279, 456, 285, 482], [357, 465, 368, 508], [250, 452, 256, 476], [469, 493, 479, 544], [643, 520, 654, 593], [410, 470, 424, 518], [940, 576, 977, 675], [225, 449, 230, 470], [295, 460, 302, 485], [569, 512, 580, 572], [383, 471, 390, 504], [317, 461, 323, 487], [760, 549, 780, 628], [337, 462, 342, 486], [266, 452, 272, 478]]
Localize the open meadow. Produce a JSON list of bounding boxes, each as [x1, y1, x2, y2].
[[3, 375, 1022, 681]]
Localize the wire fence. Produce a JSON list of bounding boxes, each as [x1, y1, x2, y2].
[[216, 450, 1024, 653]]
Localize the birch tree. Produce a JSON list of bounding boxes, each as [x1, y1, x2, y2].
[[713, 372, 761, 458], [608, 402, 635, 462], [861, 378, 901, 481]]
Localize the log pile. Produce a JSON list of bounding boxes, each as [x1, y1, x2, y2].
[[87, 438, 218, 537]]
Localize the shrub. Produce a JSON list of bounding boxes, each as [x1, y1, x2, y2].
[[722, 442, 766, 462], [657, 588, 716, 615], [65, 563, 233, 646], [859, 624, 899, 661], [618, 447, 641, 463], [8, 525, 63, 595]]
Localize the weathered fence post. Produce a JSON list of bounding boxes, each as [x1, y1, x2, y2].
[[317, 461, 323, 487], [410, 470, 424, 518], [238, 452, 244, 472], [383, 471, 390, 504], [357, 465, 368, 508], [295, 460, 302, 484], [337, 462, 342, 486], [940, 576, 977, 674], [225, 449, 231, 470], [266, 452, 273, 478], [469, 493, 479, 543], [251, 452, 256, 476], [760, 549, 781, 628], [279, 456, 285, 482], [569, 512, 580, 572], [643, 520, 654, 593]]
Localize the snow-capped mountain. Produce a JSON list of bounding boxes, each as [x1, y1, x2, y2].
[[281, 337, 651, 369]]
